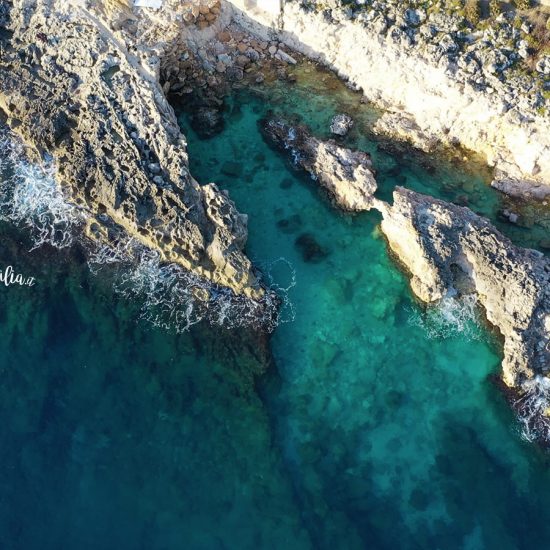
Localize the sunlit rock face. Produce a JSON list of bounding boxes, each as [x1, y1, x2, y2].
[[260, 117, 378, 212], [377, 187, 550, 390], [0, 0, 263, 300], [226, 0, 550, 198]]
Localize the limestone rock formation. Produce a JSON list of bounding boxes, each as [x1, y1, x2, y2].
[[261, 117, 377, 212], [373, 112, 439, 153], [377, 187, 550, 388], [330, 113, 354, 137], [0, 0, 262, 299], [491, 173, 550, 201], [228, 0, 550, 198]]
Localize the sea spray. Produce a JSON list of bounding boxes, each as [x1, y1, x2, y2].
[[0, 128, 294, 332], [515, 376, 550, 443], [408, 294, 482, 340], [0, 129, 81, 249], [87, 236, 138, 274], [89, 238, 293, 333]]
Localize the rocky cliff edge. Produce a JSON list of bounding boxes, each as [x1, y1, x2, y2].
[[0, 0, 263, 300]]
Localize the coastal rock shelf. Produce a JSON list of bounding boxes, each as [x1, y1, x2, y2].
[[377, 187, 550, 390], [228, 0, 550, 199], [0, 0, 262, 300]]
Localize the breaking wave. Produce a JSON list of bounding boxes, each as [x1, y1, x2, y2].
[[515, 376, 550, 443], [0, 131, 82, 249], [0, 128, 294, 333], [408, 294, 481, 340], [89, 239, 292, 333]]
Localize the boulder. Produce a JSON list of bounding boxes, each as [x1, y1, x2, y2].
[[536, 56, 550, 76], [330, 113, 354, 136]]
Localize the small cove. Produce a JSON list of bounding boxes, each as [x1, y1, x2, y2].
[[178, 67, 550, 548]]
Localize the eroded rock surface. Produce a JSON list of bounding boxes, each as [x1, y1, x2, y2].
[[373, 112, 439, 153], [330, 113, 354, 137], [261, 117, 377, 212], [229, 0, 550, 197], [377, 187, 550, 388], [491, 173, 550, 201], [0, 0, 261, 299]]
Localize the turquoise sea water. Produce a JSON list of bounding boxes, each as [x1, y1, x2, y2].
[[2, 65, 550, 549]]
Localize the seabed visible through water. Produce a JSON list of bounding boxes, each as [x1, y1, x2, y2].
[[1, 63, 550, 549]]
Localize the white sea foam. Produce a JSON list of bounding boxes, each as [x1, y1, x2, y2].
[[88, 234, 295, 333], [88, 237, 137, 274], [0, 128, 293, 333], [515, 376, 550, 443], [0, 130, 81, 249], [254, 257, 296, 325], [103, 243, 290, 333], [408, 294, 481, 340]]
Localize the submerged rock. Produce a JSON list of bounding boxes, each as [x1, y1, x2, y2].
[[294, 232, 329, 263], [276, 214, 302, 234], [377, 187, 550, 389], [221, 161, 243, 177], [190, 106, 225, 139], [261, 117, 377, 212]]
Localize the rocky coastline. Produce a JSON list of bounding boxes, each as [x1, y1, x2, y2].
[[264, 118, 550, 388], [260, 116, 377, 212], [228, 0, 550, 199], [377, 187, 550, 440], [2, 0, 550, 435], [377, 187, 550, 386], [0, 0, 264, 304]]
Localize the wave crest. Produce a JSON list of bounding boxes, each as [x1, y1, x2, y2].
[[0, 131, 81, 249], [515, 376, 550, 443]]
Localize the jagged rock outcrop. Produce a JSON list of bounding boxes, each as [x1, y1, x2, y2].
[[491, 173, 550, 201], [261, 117, 377, 212], [0, 0, 262, 299], [373, 112, 439, 154], [377, 187, 550, 388]]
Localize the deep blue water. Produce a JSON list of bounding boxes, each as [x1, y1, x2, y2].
[[1, 65, 550, 549]]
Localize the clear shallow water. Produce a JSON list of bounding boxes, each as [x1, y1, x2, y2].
[[1, 68, 550, 550], [178, 70, 550, 548]]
